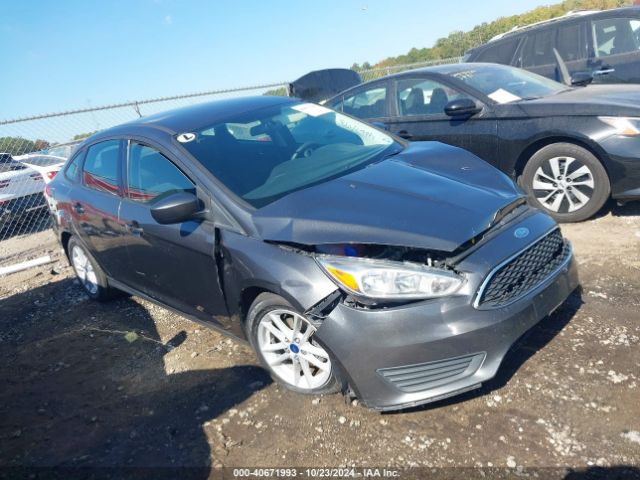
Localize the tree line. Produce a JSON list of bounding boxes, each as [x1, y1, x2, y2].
[[351, 0, 633, 70]]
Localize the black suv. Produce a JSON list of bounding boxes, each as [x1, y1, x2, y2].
[[465, 7, 640, 84]]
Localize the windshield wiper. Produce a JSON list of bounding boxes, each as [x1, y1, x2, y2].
[[382, 147, 404, 160]]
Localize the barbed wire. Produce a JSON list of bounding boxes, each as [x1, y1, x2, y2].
[[0, 82, 289, 126]]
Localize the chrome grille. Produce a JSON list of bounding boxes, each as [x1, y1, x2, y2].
[[476, 229, 570, 309]]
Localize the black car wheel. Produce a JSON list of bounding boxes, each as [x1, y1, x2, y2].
[[246, 293, 345, 395], [68, 237, 119, 301], [521, 143, 610, 222]]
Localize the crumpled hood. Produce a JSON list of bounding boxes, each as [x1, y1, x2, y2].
[[252, 142, 523, 252]]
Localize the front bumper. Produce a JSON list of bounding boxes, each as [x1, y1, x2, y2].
[[599, 134, 640, 201], [314, 212, 579, 411]]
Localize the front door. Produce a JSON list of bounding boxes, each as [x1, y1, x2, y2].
[[118, 141, 228, 324], [589, 15, 640, 84], [385, 76, 498, 163]]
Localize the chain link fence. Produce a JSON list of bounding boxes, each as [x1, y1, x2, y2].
[[0, 58, 459, 251]]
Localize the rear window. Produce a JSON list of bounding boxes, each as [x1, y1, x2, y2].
[[20, 156, 63, 167], [557, 22, 587, 61], [83, 140, 120, 195], [64, 151, 85, 182], [522, 29, 555, 67], [474, 38, 520, 65]]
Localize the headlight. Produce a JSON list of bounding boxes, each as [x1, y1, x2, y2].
[[599, 117, 640, 136], [316, 256, 464, 300]]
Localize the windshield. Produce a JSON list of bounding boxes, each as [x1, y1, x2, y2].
[[449, 64, 567, 103], [177, 102, 401, 208]]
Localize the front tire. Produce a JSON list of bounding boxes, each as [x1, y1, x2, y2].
[[521, 143, 610, 222], [68, 237, 119, 301], [246, 293, 344, 395]]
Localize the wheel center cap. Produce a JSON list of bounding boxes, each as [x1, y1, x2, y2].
[[289, 343, 300, 354]]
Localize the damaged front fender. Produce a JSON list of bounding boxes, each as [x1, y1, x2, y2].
[[217, 230, 339, 336]]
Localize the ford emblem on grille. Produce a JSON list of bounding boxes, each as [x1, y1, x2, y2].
[[514, 227, 530, 239]]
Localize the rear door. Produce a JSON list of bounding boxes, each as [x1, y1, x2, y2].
[[71, 139, 128, 277], [118, 140, 228, 324], [385, 75, 498, 162], [588, 15, 640, 83], [556, 20, 590, 79], [518, 27, 558, 80]]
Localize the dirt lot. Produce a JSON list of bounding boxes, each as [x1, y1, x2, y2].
[[1, 203, 639, 479]]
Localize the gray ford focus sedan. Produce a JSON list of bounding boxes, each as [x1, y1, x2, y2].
[[46, 96, 579, 411]]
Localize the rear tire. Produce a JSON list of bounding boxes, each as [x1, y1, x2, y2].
[[246, 293, 344, 395], [521, 143, 609, 222], [68, 237, 119, 301]]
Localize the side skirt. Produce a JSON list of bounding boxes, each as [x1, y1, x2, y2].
[[106, 277, 250, 345]]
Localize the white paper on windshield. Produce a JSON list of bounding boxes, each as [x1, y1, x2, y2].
[[292, 103, 332, 117], [487, 88, 521, 104], [335, 113, 393, 146]]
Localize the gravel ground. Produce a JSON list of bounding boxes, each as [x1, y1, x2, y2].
[[0, 203, 639, 479]]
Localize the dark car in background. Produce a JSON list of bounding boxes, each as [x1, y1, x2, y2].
[[46, 96, 578, 411], [326, 63, 640, 222], [465, 7, 640, 84]]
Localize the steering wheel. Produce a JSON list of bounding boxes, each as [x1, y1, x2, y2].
[[291, 142, 322, 160]]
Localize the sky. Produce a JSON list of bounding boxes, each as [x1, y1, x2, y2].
[[0, 0, 549, 120]]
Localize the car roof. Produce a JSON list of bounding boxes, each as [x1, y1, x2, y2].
[[91, 95, 298, 142], [338, 62, 504, 88], [478, 6, 640, 45]]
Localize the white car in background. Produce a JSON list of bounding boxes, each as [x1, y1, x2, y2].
[[0, 153, 65, 231]]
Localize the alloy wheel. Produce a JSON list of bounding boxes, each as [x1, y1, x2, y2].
[[257, 309, 332, 390], [71, 245, 98, 295], [532, 156, 595, 213]]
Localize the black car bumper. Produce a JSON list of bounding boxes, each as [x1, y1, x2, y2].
[[600, 134, 640, 201]]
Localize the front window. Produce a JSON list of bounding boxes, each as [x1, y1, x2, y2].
[[448, 64, 567, 103], [177, 102, 401, 208], [127, 143, 195, 203], [592, 17, 640, 57], [396, 78, 465, 116]]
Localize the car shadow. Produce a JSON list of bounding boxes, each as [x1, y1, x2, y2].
[[592, 199, 640, 220], [392, 288, 583, 414], [563, 465, 640, 479], [0, 278, 271, 477]]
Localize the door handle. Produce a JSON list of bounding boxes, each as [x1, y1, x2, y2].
[[397, 130, 413, 140], [125, 221, 144, 236], [73, 202, 84, 214], [593, 67, 615, 76]]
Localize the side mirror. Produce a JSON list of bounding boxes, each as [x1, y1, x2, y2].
[[570, 71, 593, 86], [150, 192, 201, 225], [444, 98, 482, 118]]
